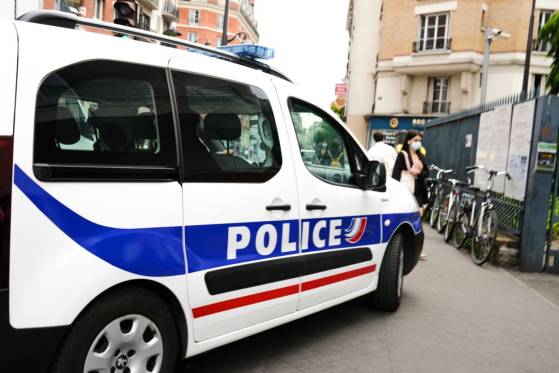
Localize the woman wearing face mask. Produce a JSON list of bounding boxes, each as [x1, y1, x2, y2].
[[393, 131, 428, 259], [393, 131, 429, 231]]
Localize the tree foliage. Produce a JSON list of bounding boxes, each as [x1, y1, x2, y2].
[[330, 102, 344, 118], [538, 12, 559, 94]]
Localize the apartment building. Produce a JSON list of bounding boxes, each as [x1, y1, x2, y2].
[[346, 0, 558, 147], [12, 0, 181, 34], [176, 0, 258, 46]]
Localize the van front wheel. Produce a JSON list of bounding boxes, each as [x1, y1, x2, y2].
[[371, 233, 404, 312], [51, 287, 178, 373]]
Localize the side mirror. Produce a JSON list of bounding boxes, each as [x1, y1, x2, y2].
[[366, 160, 387, 191]]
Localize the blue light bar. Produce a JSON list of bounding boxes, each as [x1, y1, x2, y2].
[[218, 44, 275, 60]]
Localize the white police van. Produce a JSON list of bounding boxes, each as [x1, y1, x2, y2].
[[0, 11, 423, 373]]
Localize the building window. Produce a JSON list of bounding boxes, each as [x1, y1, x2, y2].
[[139, 13, 151, 31], [424, 77, 450, 114], [189, 9, 200, 25], [55, 0, 72, 12], [93, 0, 104, 19], [532, 74, 547, 96], [217, 15, 224, 31], [536, 10, 553, 52], [415, 13, 450, 52], [188, 32, 199, 43]]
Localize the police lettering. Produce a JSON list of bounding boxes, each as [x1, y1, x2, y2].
[[227, 219, 343, 260]]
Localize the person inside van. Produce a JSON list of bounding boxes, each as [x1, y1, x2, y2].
[[314, 141, 333, 166]]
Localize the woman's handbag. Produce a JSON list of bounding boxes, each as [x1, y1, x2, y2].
[[400, 151, 416, 193]]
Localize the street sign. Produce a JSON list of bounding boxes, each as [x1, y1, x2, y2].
[[335, 83, 347, 97]]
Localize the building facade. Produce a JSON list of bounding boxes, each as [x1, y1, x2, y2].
[[40, 0, 179, 34], [176, 0, 258, 46], [346, 0, 558, 147], [5, 0, 258, 46], [345, 0, 382, 147]]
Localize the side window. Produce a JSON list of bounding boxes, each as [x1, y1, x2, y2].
[[34, 61, 177, 174], [172, 71, 282, 183], [288, 99, 356, 186]]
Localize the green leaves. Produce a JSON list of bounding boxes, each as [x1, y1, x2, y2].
[[538, 12, 559, 93]]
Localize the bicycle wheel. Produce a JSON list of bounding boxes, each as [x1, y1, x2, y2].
[[429, 193, 441, 227], [436, 195, 450, 233], [444, 200, 458, 242], [452, 208, 469, 249], [471, 209, 498, 265]]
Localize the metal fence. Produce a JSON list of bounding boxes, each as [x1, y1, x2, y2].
[[424, 91, 538, 236]]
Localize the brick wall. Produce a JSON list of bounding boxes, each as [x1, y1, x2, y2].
[[379, 0, 541, 60]]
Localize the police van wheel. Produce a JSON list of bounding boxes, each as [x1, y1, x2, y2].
[[371, 233, 404, 312], [50, 287, 178, 373]]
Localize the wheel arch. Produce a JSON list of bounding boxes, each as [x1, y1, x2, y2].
[[393, 223, 423, 275], [65, 279, 188, 359]]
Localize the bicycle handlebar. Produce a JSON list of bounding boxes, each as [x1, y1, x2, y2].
[[429, 164, 454, 178]]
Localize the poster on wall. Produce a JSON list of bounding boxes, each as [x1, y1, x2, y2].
[[505, 100, 535, 200], [536, 142, 557, 172], [474, 105, 512, 192]]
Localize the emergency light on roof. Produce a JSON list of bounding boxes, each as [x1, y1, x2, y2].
[[218, 44, 275, 60]]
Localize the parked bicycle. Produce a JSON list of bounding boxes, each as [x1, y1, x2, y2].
[[451, 165, 511, 265], [437, 177, 467, 242], [426, 165, 454, 228]]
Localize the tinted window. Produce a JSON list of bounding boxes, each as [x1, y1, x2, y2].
[[34, 61, 177, 169], [289, 99, 358, 186], [173, 72, 281, 183]]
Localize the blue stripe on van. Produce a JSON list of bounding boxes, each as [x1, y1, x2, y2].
[[184, 214, 382, 273], [13, 165, 422, 277], [381, 212, 422, 243], [13, 165, 185, 277]]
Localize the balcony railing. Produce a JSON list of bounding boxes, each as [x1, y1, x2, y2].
[[162, 0, 179, 22], [532, 38, 551, 53], [423, 101, 451, 115], [413, 38, 452, 53]]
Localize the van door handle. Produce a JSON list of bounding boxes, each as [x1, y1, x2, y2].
[[306, 204, 327, 211], [266, 204, 291, 211]]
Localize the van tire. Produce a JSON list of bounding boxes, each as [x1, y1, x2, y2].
[[50, 286, 178, 373], [371, 233, 404, 312]]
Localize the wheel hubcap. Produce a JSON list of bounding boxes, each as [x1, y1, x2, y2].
[[84, 314, 163, 373]]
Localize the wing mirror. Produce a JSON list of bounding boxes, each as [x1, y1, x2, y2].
[[357, 160, 387, 191]]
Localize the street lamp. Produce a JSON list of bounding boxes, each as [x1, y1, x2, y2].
[[480, 27, 510, 105], [221, 0, 231, 46]]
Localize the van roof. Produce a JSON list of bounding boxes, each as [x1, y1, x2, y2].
[[17, 10, 292, 83]]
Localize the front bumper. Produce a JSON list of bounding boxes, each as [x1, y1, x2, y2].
[[0, 289, 68, 373]]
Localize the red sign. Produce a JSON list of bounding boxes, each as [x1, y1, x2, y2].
[[335, 83, 347, 96]]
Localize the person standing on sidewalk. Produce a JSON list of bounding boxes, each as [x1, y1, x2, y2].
[[392, 131, 428, 259], [368, 132, 397, 177]]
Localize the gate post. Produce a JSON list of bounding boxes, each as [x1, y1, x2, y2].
[[520, 96, 559, 271]]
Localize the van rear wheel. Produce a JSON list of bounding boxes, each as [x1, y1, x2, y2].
[[371, 233, 404, 312], [51, 287, 178, 373]]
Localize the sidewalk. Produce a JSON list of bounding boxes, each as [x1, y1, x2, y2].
[[505, 268, 559, 309]]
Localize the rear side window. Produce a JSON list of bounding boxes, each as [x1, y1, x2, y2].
[[172, 71, 281, 183], [34, 61, 177, 178]]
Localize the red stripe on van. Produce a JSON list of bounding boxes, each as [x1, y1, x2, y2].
[[192, 284, 299, 318], [301, 264, 376, 291], [191, 264, 376, 318]]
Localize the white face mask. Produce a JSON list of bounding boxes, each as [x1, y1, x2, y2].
[[411, 142, 422, 151]]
